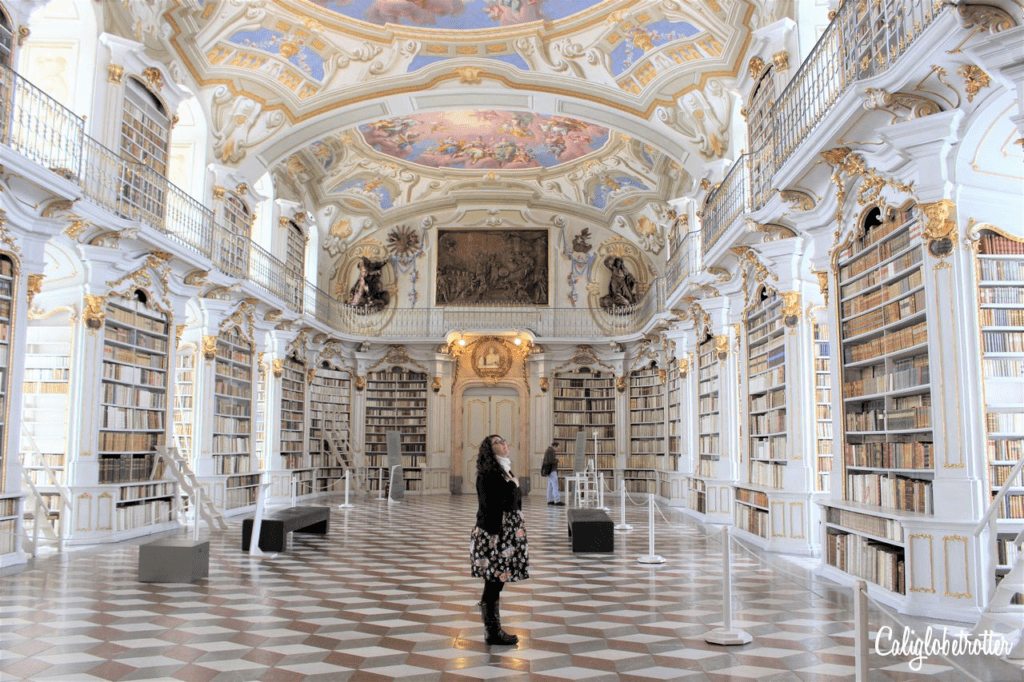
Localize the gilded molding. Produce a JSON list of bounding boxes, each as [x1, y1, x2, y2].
[[183, 269, 209, 287], [812, 270, 829, 306], [677, 357, 689, 377], [748, 56, 765, 79], [272, 359, 284, 378], [771, 51, 789, 71], [433, 376, 443, 393], [615, 375, 626, 392], [705, 266, 731, 282], [863, 88, 942, 122], [713, 334, 729, 359], [957, 65, 990, 102], [64, 220, 89, 240], [141, 67, 164, 92], [779, 189, 815, 210], [954, 3, 1016, 33], [201, 335, 217, 360], [107, 64, 124, 83], [781, 291, 801, 325], [355, 375, 365, 390], [0, 209, 20, 254], [212, 186, 225, 201], [175, 324, 186, 348], [454, 66, 484, 84], [83, 294, 106, 329]]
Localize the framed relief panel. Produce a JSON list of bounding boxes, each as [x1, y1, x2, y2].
[[436, 229, 549, 306]]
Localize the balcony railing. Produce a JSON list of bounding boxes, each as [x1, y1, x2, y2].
[[666, 230, 702, 292], [700, 0, 950, 256]]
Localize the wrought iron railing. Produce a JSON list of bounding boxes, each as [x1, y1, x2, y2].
[[700, 0, 950, 256], [666, 230, 702, 291]]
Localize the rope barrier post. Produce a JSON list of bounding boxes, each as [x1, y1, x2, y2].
[[248, 477, 272, 557], [598, 472, 609, 511], [387, 465, 402, 505], [854, 579, 869, 681], [637, 494, 666, 564], [705, 526, 751, 645], [615, 480, 633, 531], [291, 474, 298, 508], [377, 468, 385, 500], [339, 469, 355, 509]]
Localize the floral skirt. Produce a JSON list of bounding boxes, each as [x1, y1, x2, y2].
[[470, 510, 529, 583]]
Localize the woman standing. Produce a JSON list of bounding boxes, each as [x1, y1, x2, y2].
[[470, 434, 529, 645]]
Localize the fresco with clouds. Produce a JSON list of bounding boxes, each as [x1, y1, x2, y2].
[[304, 0, 600, 28], [359, 111, 609, 169]]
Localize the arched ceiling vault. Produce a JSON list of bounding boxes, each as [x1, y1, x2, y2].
[[112, 0, 786, 245]]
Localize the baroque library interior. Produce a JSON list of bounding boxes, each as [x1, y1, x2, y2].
[[1, 0, 1023, 679]]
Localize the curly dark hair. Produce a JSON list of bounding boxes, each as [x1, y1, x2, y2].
[[476, 434, 503, 476]]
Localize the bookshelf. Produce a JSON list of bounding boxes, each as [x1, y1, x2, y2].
[[825, 204, 932, 595], [255, 356, 266, 470], [99, 293, 176, 532], [365, 367, 428, 492], [659, 358, 688, 506], [814, 321, 834, 493], [976, 229, 1024, 605], [172, 347, 194, 457], [280, 353, 306, 472], [0, 256, 15, 556], [20, 325, 72, 541], [694, 333, 719, 514], [551, 367, 617, 476], [626, 363, 664, 494], [309, 364, 351, 492], [213, 327, 256, 509]]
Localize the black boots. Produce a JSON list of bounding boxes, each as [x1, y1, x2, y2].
[[478, 600, 518, 645]]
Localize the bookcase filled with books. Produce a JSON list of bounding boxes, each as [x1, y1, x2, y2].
[[0, 256, 18, 559], [814, 321, 834, 493], [365, 366, 428, 493], [172, 346, 194, 458], [20, 324, 72, 544], [626, 362, 663, 494], [659, 357, 688, 506], [210, 327, 257, 511], [96, 293, 177, 538], [821, 204, 934, 605], [309, 363, 351, 493], [976, 228, 1024, 606], [551, 366, 617, 477], [691, 332, 729, 519], [278, 353, 311, 495], [736, 288, 786, 542]]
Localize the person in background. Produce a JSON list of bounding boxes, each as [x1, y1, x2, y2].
[[540, 441, 564, 506], [470, 434, 528, 646]]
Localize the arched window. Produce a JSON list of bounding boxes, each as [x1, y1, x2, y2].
[[0, 6, 13, 68], [119, 77, 170, 221]]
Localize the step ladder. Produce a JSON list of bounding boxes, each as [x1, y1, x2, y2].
[[973, 456, 1024, 660], [323, 430, 364, 493], [155, 446, 227, 532], [19, 426, 72, 554]]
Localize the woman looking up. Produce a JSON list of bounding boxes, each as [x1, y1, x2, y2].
[[469, 434, 529, 645]]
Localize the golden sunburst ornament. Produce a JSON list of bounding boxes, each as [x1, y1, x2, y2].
[[387, 224, 420, 259]]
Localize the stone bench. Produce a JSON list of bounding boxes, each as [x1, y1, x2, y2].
[[242, 506, 330, 552], [138, 537, 209, 583], [566, 507, 614, 553]]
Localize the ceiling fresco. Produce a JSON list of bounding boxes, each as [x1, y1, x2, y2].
[[300, 0, 604, 29], [358, 111, 610, 169]]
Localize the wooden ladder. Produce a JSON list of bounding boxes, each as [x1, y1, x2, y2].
[[155, 446, 228, 532]]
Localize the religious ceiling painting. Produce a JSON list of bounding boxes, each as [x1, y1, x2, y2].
[[359, 111, 609, 169], [335, 177, 395, 209], [609, 19, 701, 76], [590, 174, 650, 209], [302, 0, 601, 29], [436, 229, 548, 306], [227, 29, 328, 81]]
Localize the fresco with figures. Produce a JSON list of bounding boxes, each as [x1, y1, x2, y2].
[[359, 111, 609, 169], [303, 0, 602, 28]]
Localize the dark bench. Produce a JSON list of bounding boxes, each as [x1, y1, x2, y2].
[[242, 506, 330, 552], [567, 508, 614, 552]]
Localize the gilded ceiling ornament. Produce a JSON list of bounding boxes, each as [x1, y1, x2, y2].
[[83, 294, 106, 329], [201, 335, 217, 361], [954, 3, 1016, 33], [919, 199, 958, 258], [863, 88, 943, 122], [272, 359, 284, 378], [369, 345, 428, 375], [141, 67, 164, 92], [107, 64, 124, 83], [772, 51, 789, 71], [779, 189, 816, 210], [812, 269, 829, 306], [454, 67, 484, 84], [748, 56, 765, 79], [26, 274, 44, 307], [957, 65, 990, 102]]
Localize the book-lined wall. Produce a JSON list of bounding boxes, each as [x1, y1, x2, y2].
[[976, 229, 1024, 605], [0, 257, 15, 555], [365, 367, 427, 492], [212, 327, 258, 509], [309, 365, 351, 492], [691, 333, 719, 514], [99, 294, 176, 533], [823, 204, 930, 598], [814, 322, 834, 492], [280, 354, 306, 472], [626, 363, 663, 494], [551, 367, 616, 475]]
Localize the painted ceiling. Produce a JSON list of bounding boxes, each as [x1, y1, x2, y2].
[[129, 0, 790, 248]]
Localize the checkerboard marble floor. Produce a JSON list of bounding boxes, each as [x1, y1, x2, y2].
[[2, 494, 1021, 681]]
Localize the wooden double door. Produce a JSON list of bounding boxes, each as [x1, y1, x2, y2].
[[461, 387, 520, 494]]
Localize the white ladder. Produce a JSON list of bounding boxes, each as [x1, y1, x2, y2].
[[973, 455, 1024, 660], [18, 426, 72, 554], [155, 445, 227, 532]]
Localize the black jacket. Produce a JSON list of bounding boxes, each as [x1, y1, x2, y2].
[[475, 467, 522, 535]]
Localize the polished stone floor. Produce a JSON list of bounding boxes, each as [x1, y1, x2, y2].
[[1, 493, 1021, 681]]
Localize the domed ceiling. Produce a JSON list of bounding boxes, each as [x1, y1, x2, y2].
[[134, 0, 786, 245]]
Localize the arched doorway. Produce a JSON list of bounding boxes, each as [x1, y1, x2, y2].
[[459, 386, 521, 494]]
